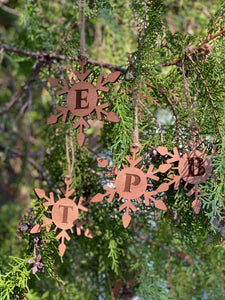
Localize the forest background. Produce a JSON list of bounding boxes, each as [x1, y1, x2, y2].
[[1, 0, 225, 299]]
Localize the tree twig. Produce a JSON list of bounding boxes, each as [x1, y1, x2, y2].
[[187, 54, 221, 136], [0, 41, 126, 72], [137, 233, 194, 264], [145, 82, 179, 142], [0, 3, 20, 16], [0, 144, 58, 194], [163, 26, 225, 67], [138, 98, 164, 143], [0, 62, 43, 116]]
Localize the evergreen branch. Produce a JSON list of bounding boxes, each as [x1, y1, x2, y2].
[[0, 41, 126, 72], [215, 10, 225, 23], [206, 10, 225, 41], [138, 98, 164, 142], [187, 54, 221, 136], [137, 234, 194, 264], [0, 62, 43, 116], [163, 26, 225, 67], [201, 27, 225, 49], [139, 0, 147, 47], [145, 82, 179, 142]]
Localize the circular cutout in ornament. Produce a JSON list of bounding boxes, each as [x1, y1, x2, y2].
[[115, 167, 147, 199], [51, 198, 79, 230]]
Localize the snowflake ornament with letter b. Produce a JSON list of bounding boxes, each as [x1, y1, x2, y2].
[[156, 132, 216, 214], [47, 59, 121, 146], [91, 147, 169, 228], [30, 177, 93, 256]]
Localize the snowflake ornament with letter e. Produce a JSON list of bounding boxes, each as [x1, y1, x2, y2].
[[91, 147, 169, 228], [156, 132, 216, 214], [47, 59, 121, 146], [30, 177, 93, 256]]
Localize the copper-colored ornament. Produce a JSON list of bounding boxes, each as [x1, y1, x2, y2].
[[30, 177, 93, 256], [47, 60, 121, 146], [91, 147, 169, 228], [156, 135, 216, 214]]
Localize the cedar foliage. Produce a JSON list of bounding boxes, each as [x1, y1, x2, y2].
[[1, 1, 225, 299]]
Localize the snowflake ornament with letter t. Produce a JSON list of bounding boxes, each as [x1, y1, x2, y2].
[[47, 59, 121, 146], [30, 177, 93, 256], [91, 147, 169, 228]]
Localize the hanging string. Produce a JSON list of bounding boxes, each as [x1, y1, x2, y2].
[[126, 52, 141, 150], [79, 0, 87, 60], [65, 132, 75, 178], [181, 55, 199, 135], [131, 82, 142, 150]]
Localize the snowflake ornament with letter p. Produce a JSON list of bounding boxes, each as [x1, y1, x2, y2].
[[91, 147, 169, 228], [30, 177, 93, 256], [47, 59, 121, 146]]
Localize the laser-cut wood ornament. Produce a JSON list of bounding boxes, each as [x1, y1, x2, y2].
[[47, 59, 121, 146], [91, 147, 169, 228], [30, 176, 93, 256], [156, 130, 216, 214]]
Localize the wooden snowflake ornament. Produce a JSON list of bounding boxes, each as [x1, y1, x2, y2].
[[47, 60, 121, 146], [30, 177, 93, 256], [91, 147, 169, 228], [156, 133, 216, 214]]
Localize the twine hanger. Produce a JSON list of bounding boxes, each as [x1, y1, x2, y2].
[[131, 82, 142, 150], [65, 132, 75, 179], [181, 55, 199, 137], [79, 0, 88, 61], [126, 52, 142, 150]]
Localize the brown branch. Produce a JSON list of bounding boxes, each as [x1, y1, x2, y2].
[[201, 26, 225, 49], [163, 58, 181, 67], [206, 10, 225, 41], [163, 26, 225, 67], [0, 62, 43, 116], [0, 41, 126, 72], [187, 54, 221, 136], [215, 10, 225, 24], [106, 274, 116, 300], [0, 41, 66, 61], [0, 3, 20, 16], [189, 5, 211, 19], [145, 82, 179, 142]]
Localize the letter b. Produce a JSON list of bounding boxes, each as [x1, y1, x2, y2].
[[188, 157, 205, 176]]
